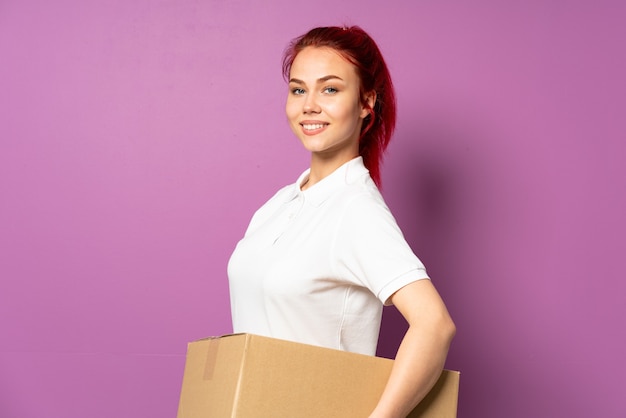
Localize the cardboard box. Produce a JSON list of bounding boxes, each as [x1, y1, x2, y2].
[[177, 333, 459, 418]]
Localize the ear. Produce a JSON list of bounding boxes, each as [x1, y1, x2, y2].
[[360, 91, 377, 119]]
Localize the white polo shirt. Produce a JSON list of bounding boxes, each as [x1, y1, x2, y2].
[[228, 157, 429, 355]]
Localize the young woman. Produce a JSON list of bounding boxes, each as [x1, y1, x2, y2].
[[228, 26, 456, 418]]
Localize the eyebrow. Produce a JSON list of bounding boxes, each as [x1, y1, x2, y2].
[[289, 75, 344, 84]]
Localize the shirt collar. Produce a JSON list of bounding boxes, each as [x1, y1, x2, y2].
[[286, 157, 370, 207]]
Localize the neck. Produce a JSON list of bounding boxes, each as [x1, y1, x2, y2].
[[302, 152, 359, 190]]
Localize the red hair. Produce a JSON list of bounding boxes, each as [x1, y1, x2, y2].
[[282, 26, 397, 187]]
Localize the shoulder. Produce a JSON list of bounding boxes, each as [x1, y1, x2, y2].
[[338, 177, 393, 221], [328, 169, 404, 238]]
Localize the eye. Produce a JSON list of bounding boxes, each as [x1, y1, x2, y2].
[[323, 86, 338, 94], [291, 87, 305, 95]]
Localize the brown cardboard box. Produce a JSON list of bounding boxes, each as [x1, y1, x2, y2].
[[177, 333, 459, 418]]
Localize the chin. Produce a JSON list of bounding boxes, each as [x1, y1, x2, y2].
[[299, 138, 327, 152]]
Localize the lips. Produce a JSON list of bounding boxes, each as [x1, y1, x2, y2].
[[302, 123, 327, 130], [300, 121, 329, 135]]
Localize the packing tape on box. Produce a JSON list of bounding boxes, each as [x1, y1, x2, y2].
[[203, 338, 220, 381]]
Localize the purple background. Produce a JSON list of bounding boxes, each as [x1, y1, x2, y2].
[[1, 1, 625, 417]]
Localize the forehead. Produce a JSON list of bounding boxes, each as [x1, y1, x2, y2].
[[289, 47, 359, 81]]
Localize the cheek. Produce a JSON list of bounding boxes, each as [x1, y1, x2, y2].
[[329, 100, 362, 125], [285, 98, 299, 120], [285, 103, 302, 135]]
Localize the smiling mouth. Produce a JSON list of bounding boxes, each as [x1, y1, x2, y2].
[[301, 123, 328, 131]]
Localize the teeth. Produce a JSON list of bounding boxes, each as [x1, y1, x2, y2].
[[302, 124, 326, 130]]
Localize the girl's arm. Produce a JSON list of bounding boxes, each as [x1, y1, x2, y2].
[[369, 279, 456, 418]]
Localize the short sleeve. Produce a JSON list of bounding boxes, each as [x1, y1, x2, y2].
[[331, 192, 429, 305]]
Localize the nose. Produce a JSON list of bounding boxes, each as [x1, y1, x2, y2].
[[303, 94, 320, 114]]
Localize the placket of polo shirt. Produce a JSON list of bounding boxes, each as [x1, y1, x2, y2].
[[272, 193, 304, 245], [286, 193, 304, 220]]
